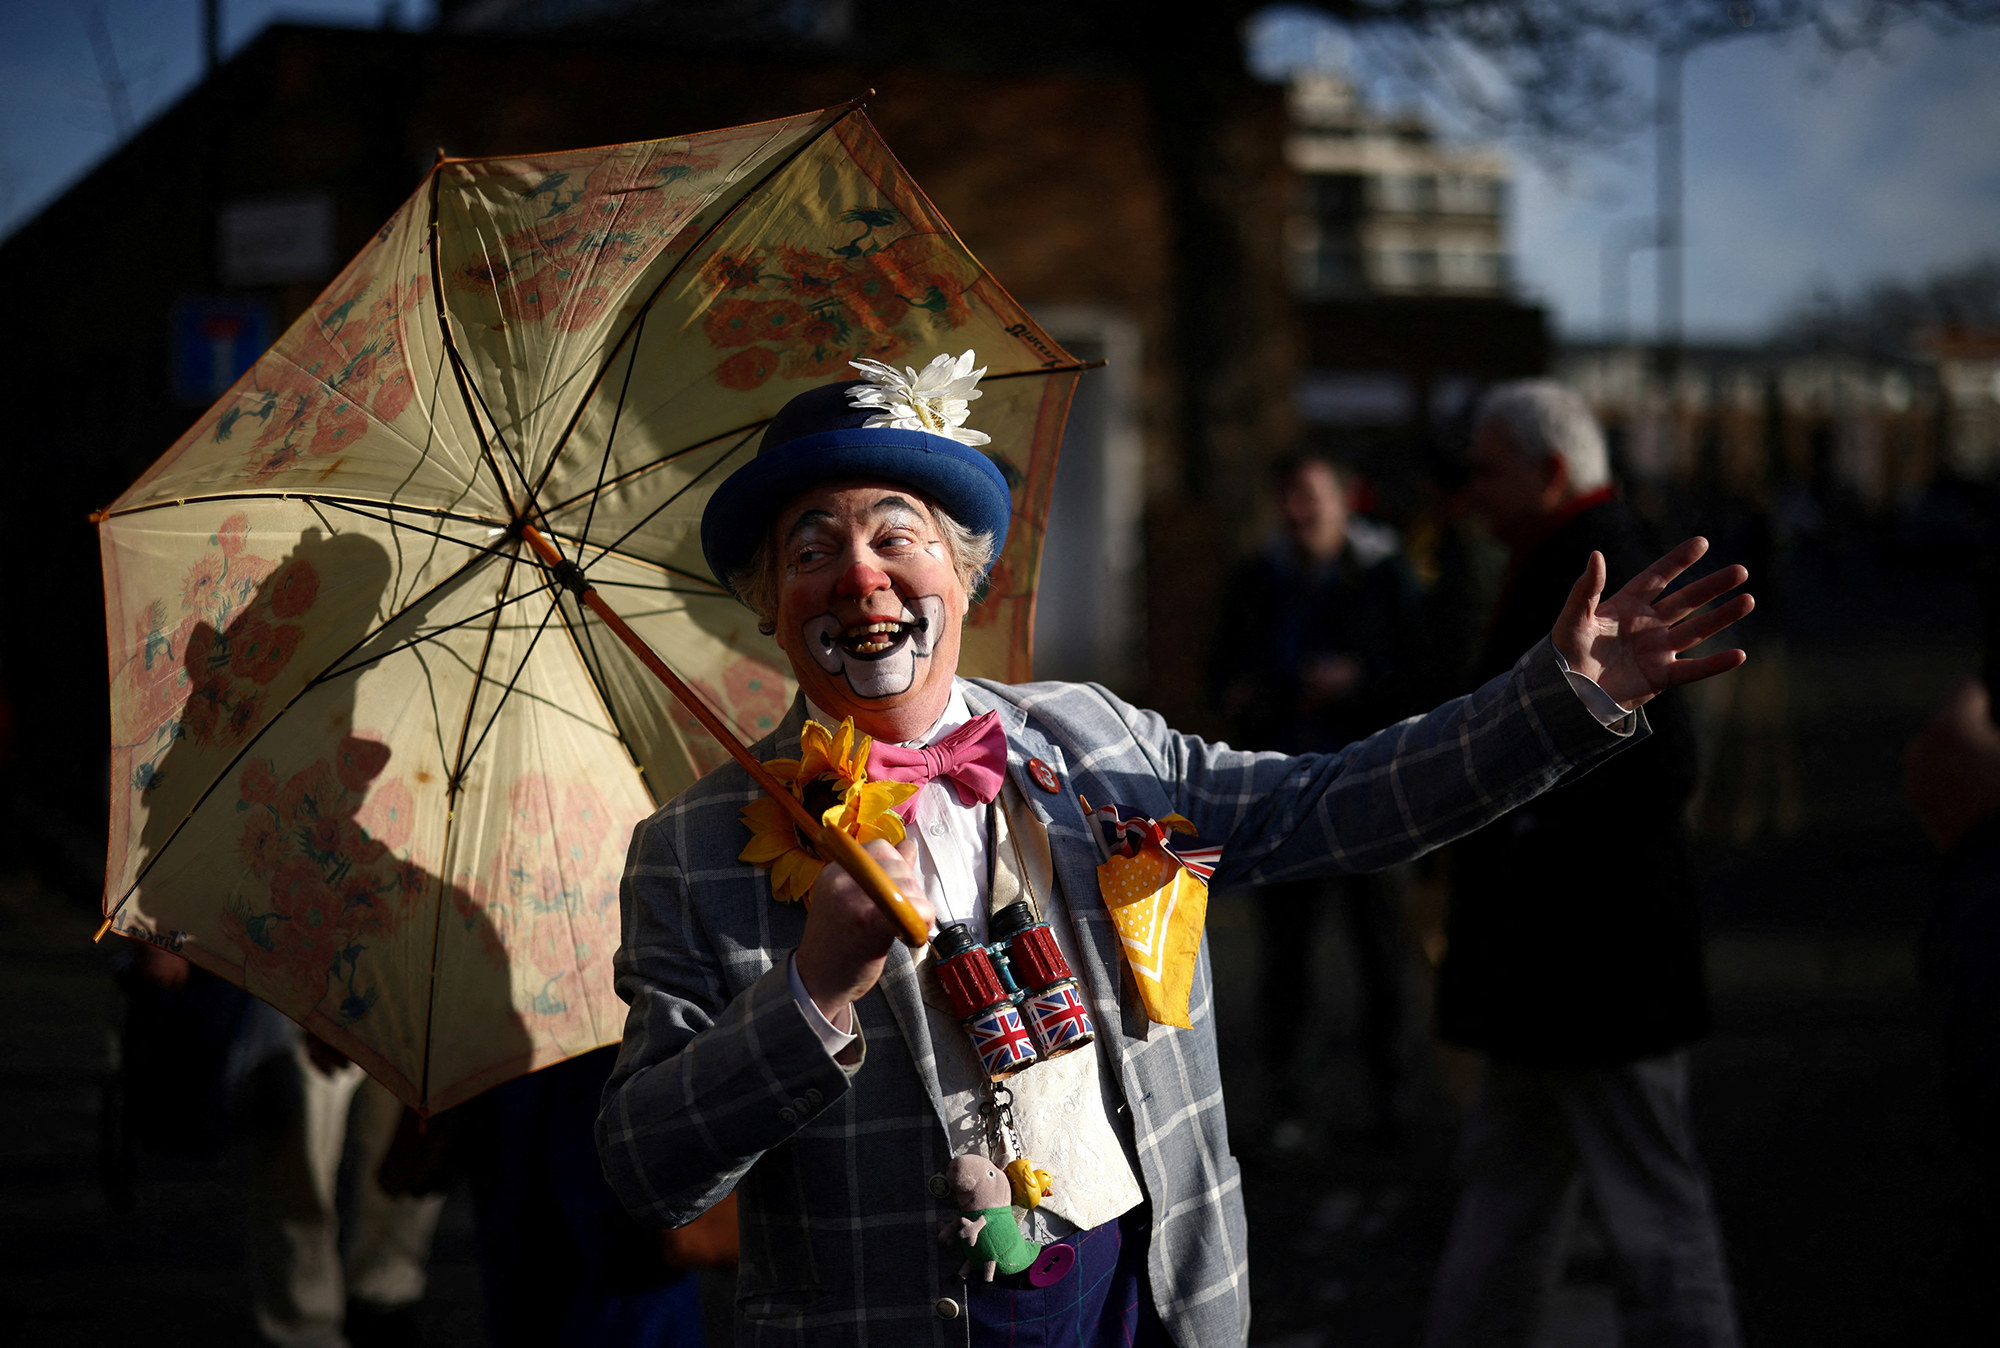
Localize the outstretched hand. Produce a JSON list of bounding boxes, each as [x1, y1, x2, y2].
[[1552, 537, 1753, 710]]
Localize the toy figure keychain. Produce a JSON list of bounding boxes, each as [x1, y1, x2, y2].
[[979, 1083, 1054, 1210], [930, 799, 1085, 1285], [939, 1084, 1076, 1285]]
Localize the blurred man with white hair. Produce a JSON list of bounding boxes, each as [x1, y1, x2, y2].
[[1462, 379, 1612, 548], [1424, 379, 1743, 1348]]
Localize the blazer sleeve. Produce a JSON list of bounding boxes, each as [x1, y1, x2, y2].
[[595, 806, 859, 1228], [1117, 635, 1643, 887]]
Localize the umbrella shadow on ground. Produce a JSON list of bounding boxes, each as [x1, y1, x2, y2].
[[133, 526, 530, 1112]]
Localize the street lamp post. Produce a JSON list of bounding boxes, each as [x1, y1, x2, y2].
[[1603, 218, 1658, 344], [1656, 43, 1684, 378]]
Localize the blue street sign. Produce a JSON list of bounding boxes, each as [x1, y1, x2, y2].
[[172, 297, 274, 406]]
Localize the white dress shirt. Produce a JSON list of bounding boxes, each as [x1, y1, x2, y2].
[[788, 688, 988, 1050]]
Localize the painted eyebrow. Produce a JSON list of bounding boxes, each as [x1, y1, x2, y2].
[[783, 508, 836, 544], [781, 496, 927, 543], [866, 495, 926, 526]]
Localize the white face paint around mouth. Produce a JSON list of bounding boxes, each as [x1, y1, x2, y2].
[[801, 594, 948, 700]]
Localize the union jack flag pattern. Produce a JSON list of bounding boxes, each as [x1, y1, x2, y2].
[[1025, 981, 1095, 1054], [967, 1004, 1039, 1078], [1082, 798, 1224, 881]]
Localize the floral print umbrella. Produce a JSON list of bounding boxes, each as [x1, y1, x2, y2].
[[98, 99, 1083, 1114]]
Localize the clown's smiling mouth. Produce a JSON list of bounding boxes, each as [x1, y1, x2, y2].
[[802, 594, 946, 695], [823, 616, 929, 660]]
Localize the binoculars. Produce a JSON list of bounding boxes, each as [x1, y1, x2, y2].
[[933, 901, 1096, 1082]]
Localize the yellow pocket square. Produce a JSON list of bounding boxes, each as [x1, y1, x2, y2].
[[1084, 800, 1223, 1030]]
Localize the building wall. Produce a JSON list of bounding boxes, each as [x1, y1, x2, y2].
[[1283, 73, 1509, 302]]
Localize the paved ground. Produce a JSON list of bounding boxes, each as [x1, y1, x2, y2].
[[1, 528, 1985, 1346]]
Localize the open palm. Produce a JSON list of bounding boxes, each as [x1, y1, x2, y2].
[[1554, 537, 1753, 710]]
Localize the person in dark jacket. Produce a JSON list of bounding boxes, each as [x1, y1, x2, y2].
[[1209, 452, 1429, 1147], [1907, 677, 2000, 1344], [1423, 381, 1742, 1347]]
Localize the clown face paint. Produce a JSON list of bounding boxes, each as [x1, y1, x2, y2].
[[802, 593, 949, 699], [770, 482, 970, 743]]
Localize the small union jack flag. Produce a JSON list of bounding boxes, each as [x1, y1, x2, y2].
[[1027, 983, 1094, 1052], [968, 1004, 1038, 1078], [1081, 798, 1225, 881]]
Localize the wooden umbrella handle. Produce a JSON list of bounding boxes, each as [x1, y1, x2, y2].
[[808, 824, 929, 946], [519, 524, 929, 947]]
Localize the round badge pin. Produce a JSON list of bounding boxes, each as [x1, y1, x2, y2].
[[1027, 758, 1061, 794]]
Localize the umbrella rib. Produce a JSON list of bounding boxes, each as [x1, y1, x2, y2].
[[406, 641, 457, 784], [516, 517, 730, 595], [572, 305, 649, 557], [548, 590, 657, 808], [311, 498, 516, 563], [443, 546, 523, 805], [538, 417, 764, 518], [428, 162, 555, 540], [448, 344, 546, 523], [521, 99, 866, 533], [429, 168, 520, 522], [576, 426, 751, 575], [309, 576, 560, 687], [96, 490, 509, 529], [414, 619, 460, 1113], [573, 578, 736, 596], [382, 397, 490, 599], [414, 844, 453, 1115], [455, 589, 565, 790]]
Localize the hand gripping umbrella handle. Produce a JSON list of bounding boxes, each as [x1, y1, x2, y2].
[[519, 525, 929, 947], [808, 823, 929, 945]]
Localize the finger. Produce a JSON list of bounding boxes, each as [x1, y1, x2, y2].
[[1663, 647, 1747, 686], [872, 836, 934, 929], [1666, 593, 1755, 652], [1655, 563, 1749, 623], [865, 836, 919, 887], [1617, 536, 1709, 604], [1557, 550, 1605, 638]]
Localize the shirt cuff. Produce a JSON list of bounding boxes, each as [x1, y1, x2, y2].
[[1552, 648, 1638, 735], [788, 952, 859, 1055]]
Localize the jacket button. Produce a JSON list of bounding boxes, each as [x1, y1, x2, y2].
[[935, 1297, 961, 1320], [779, 1107, 797, 1126], [792, 1096, 811, 1114], [928, 1173, 951, 1199], [804, 1088, 823, 1107]]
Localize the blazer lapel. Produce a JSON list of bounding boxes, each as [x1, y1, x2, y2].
[[960, 683, 1152, 1064]]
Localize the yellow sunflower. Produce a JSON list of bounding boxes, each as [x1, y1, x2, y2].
[[739, 718, 918, 904], [796, 717, 871, 792]]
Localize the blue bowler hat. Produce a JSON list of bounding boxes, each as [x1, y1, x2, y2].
[[700, 373, 1013, 593]]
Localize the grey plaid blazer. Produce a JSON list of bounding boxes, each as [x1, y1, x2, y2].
[[597, 638, 1636, 1345]]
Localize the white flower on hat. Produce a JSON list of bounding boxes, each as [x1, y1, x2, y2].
[[847, 350, 991, 447]]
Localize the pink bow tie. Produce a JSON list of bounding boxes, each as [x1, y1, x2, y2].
[[868, 710, 1008, 820]]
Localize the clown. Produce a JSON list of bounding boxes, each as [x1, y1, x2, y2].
[[598, 351, 1755, 1346]]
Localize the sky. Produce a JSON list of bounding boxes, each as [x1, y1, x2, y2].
[[4, 1, 1997, 343], [0, 1, 436, 237], [1250, 6, 2000, 342]]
